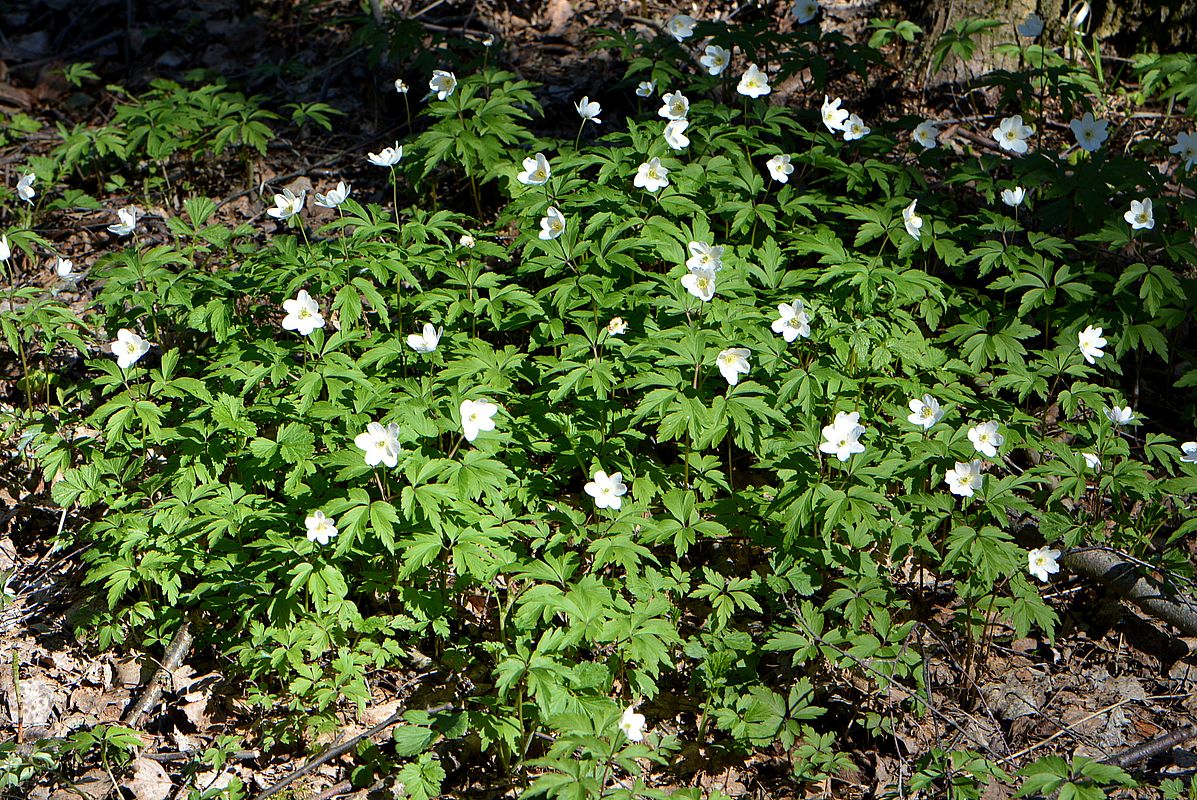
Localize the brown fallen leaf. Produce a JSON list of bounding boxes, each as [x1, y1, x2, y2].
[[124, 756, 174, 800]]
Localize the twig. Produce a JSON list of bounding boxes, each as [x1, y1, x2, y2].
[[146, 749, 259, 763], [122, 620, 194, 728], [998, 698, 1135, 765], [315, 780, 354, 800], [1103, 723, 1197, 768]]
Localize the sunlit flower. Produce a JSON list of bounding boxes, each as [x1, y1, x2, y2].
[[482, 33, 496, 46], [314, 181, 351, 209], [394, 79, 408, 94], [585, 469, 627, 510], [819, 412, 866, 462], [1125, 198, 1154, 230], [1070, 112, 1108, 152], [699, 44, 730, 76], [55, 257, 74, 279], [460, 233, 476, 248], [460, 399, 499, 442], [766, 154, 794, 183], [607, 317, 628, 336], [407, 322, 442, 353], [686, 241, 724, 272], [430, 69, 458, 100], [1105, 405, 1134, 426], [820, 96, 849, 133], [108, 207, 138, 236], [636, 80, 656, 98], [355, 421, 401, 468], [539, 206, 566, 240], [792, 0, 819, 23], [841, 114, 869, 141], [658, 91, 690, 121], [634, 157, 669, 192], [913, 120, 939, 149], [367, 142, 404, 167], [517, 153, 551, 185], [902, 200, 923, 239], [664, 119, 690, 150], [666, 14, 697, 41], [0, 236, 8, 260], [282, 289, 325, 336], [771, 299, 811, 342], [1017, 13, 1044, 37], [716, 347, 751, 386], [1078, 325, 1106, 364], [993, 115, 1033, 154], [619, 705, 647, 741], [737, 63, 771, 98], [16, 173, 34, 204], [110, 329, 150, 370], [1181, 442, 1197, 464], [945, 459, 983, 498], [1070, 1, 1090, 29], [305, 511, 339, 546], [1083, 452, 1102, 470], [1001, 186, 1026, 207], [680, 266, 716, 301], [1027, 547, 1061, 582], [907, 395, 943, 430], [1169, 132, 1197, 170], [968, 421, 1005, 458], [575, 96, 602, 125], [267, 188, 305, 220]]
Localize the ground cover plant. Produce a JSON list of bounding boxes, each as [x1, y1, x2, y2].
[[2, 0, 1197, 797]]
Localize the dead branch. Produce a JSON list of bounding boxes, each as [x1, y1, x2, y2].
[[122, 620, 195, 728], [1062, 548, 1197, 637]]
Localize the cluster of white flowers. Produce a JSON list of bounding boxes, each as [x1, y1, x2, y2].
[[820, 96, 868, 141]]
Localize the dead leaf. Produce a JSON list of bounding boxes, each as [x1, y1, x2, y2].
[[544, 0, 573, 37], [124, 757, 173, 800]]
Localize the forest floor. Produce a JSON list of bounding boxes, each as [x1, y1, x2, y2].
[[2, 0, 1197, 798]]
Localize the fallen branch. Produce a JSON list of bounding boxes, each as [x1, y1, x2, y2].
[[122, 620, 194, 728], [1062, 548, 1197, 636], [1103, 724, 1197, 768]]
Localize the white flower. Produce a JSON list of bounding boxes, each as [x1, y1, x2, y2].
[[658, 91, 689, 121], [1078, 325, 1107, 364], [1105, 405, 1134, 426], [0, 236, 8, 260], [619, 705, 646, 741], [820, 96, 849, 133], [686, 241, 723, 272], [766, 154, 794, 183], [771, 299, 811, 342], [482, 33, 496, 46], [716, 347, 751, 386], [1124, 198, 1154, 230], [575, 96, 602, 124], [110, 329, 150, 370], [367, 142, 404, 167], [634, 158, 669, 192], [968, 421, 1005, 458], [107, 207, 138, 236], [680, 267, 717, 302], [459, 233, 476, 248], [355, 421, 401, 468], [16, 173, 35, 204], [607, 317, 628, 336], [1170, 132, 1197, 170], [585, 470, 628, 510], [1017, 12, 1044, 37], [429, 69, 458, 100], [267, 188, 305, 220], [792, 0, 819, 23], [636, 80, 656, 98], [699, 44, 730, 76], [907, 395, 944, 430], [945, 459, 984, 498], [539, 206, 566, 240], [1027, 547, 1061, 582], [819, 412, 866, 462], [314, 181, 351, 209], [1181, 442, 1197, 464], [913, 120, 939, 149], [281, 289, 325, 336], [737, 63, 771, 98], [1001, 186, 1026, 207], [394, 79, 409, 94], [460, 399, 499, 442], [902, 200, 923, 239], [55, 257, 74, 279], [1070, 112, 1109, 152], [305, 511, 339, 546], [666, 14, 696, 41], [992, 115, 1033, 154], [517, 153, 551, 185], [841, 114, 869, 141], [664, 120, 691, 150], [407, 322, 443, 353], [1083, 452, 1102, 470], [1070, 1, 1090, 29]]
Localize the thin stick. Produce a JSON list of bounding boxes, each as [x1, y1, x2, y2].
[[122, 621, 194, 727], [998, 698, 1134, 765], [1103, 723, 1197, 768]]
